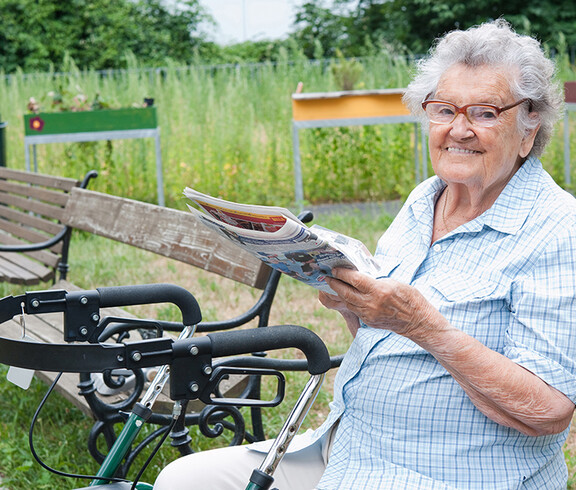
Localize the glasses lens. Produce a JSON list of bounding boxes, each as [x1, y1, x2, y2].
[[425, 102, 456, 123], [467, 105, 499, 127]]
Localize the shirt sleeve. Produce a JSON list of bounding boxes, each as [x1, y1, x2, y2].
[[506, 228, 576, 402]]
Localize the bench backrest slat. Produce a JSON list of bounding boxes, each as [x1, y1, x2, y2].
[[0, 167, 80, 192], [0, 189, 66, 222], [0, 180, 70, 207], [0, 205, 63, 236], [63, 188, 272, 289]]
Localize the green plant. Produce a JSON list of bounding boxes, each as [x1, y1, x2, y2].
[[330, 49, 364, 90]]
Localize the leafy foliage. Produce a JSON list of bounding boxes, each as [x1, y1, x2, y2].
[[1, 0, 575, 74], [329, 0, 576, 55], [0, 0, 209, 73], [291, 1, 349, 59]]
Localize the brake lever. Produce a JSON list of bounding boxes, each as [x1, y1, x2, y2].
[[200, 366, 285, 408]]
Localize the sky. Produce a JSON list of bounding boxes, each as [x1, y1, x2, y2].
[[199, 0, 306, 45]]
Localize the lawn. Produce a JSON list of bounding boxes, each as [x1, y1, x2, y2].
[[0, 206, 574, 488]]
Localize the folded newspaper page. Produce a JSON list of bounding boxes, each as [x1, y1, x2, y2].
[[184, 188, 380, 294]]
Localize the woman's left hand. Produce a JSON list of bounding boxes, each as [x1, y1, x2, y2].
[[324, 267, 449, 342]]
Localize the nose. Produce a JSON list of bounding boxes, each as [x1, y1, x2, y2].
[[449, 112, 475, 137]]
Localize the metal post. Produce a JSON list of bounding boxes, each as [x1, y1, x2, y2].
[[292, 123, 304, 208], [564, 111, 571, 187], [0, 116, 6, 167], [91, 411, 147, 486], [33, 144, 38, 172], [25, 140, 31, 171], [155, 129, 165, 206], [247, 372, 325, 489]]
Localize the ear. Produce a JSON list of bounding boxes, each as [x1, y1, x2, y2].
[[519, 119, 541, 159]]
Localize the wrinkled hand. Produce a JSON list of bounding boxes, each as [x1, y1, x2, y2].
[[319, 287, 362, 336], [318, 288, 350, 313], [323, 268, 448, 341]]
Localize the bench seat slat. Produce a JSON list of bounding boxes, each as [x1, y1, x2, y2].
[[0, 254, 54, 284]]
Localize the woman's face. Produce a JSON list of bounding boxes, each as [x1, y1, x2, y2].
[[428, 64, 538, 195]]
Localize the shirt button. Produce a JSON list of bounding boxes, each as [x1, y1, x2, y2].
[[433, 243, 442, 252]]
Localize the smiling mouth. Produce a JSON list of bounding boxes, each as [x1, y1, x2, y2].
[[446, 147, 481, 155]]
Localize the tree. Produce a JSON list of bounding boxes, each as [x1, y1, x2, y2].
[[291, 1, 349, 58], [0, 0, 210, 73], [293, 0, 576, 56]]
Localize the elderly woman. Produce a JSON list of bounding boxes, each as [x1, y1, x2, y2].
[[155, 20, 576, 489]]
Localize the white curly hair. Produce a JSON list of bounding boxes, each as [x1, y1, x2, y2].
[[402, 19, 564, 157]]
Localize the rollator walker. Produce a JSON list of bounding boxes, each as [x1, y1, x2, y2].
[[0, 283, 332, 489]]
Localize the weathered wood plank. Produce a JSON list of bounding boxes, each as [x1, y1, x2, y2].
[[0, 254, 53, 284], [0, 204, 64, 235], [0, 234, 61, 268], [0, 219, 64, 251], [0, 179, 70, 207], [0, 192, 65, 221], [0, 167, 80, 192], [0, 169, 82, 285], [63, 188, 272, 289]]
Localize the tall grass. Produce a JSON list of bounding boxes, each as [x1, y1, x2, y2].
[[3, 51, 575, 208], [0, 52, 415, 209], [2, 51, 576, 208]]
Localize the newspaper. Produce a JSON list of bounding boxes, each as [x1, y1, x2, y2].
[[184, 188, 380, 294]]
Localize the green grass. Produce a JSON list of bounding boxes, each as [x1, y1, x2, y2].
[[0, 54, 418, 209], [0, 211, 389, 488], [0, 210, 574, 488]]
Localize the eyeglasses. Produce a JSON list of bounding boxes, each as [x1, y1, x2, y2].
[[421, 98, 530, 127]]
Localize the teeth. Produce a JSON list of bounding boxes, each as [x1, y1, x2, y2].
[[447, 147, 478, 155]]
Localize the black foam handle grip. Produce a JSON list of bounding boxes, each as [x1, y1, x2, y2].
[[96, 284, 202, 326], [207, 325, 330, 375]]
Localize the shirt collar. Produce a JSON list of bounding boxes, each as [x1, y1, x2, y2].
[[480, 156, 542, 235], [406, 156, 543, 237]]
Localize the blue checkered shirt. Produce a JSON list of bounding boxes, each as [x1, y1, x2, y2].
[[314, 157, 576, 489]]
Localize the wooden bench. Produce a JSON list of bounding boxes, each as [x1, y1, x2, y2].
[[0, 178, 290, 468], [0, 167, 97, 285]]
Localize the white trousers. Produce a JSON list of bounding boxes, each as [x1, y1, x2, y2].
[[153, 428, 335, 490]]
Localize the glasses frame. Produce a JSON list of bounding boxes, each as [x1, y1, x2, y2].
[[421, 98, 530, 127]]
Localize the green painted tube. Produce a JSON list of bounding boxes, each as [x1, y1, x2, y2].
[[90, 412, 146, 486], [134, 483, 154, 489], [244, 468, 273, 490]]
